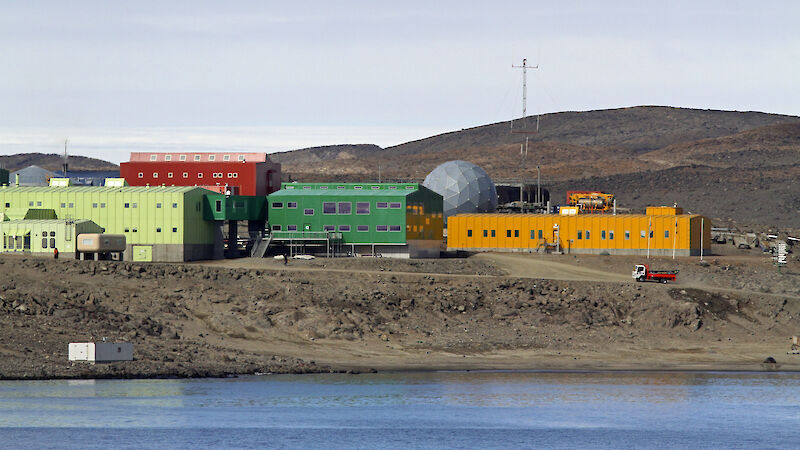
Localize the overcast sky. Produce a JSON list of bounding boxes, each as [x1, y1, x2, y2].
[[1, 1, 798, 162]]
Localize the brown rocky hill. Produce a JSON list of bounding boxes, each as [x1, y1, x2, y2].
[[278, 106, 800, 228], [0, 153, 119, 172]]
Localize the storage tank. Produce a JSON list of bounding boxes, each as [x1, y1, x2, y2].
[[77, 234, 126, 252], [423, 160, 497, 222]]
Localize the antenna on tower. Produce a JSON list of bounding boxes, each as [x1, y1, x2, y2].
[[511, 58, 540, 134], [63, 138, 69, 177]]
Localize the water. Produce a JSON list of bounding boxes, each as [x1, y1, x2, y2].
[[1, 371, 799, 449]]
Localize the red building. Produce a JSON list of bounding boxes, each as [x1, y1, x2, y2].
[[120, 152, 281, 197]]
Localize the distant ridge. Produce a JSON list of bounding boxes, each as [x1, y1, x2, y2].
[[0, 153, 119, 172]]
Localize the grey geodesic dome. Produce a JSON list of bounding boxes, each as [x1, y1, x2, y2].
[[423, 160, 497, 222]]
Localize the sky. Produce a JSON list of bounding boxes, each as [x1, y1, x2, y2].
[[1, 1, 798, 163]]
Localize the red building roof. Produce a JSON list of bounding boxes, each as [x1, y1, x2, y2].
[[129, 152, 270, 163]]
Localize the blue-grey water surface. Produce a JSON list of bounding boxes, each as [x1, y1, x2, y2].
[[1, 371, 799, 449]]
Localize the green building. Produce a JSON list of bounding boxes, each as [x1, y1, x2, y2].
[[0, 168, 8, 186], [266, 182, 443, 258], [0, 219, 103, 258], [0, 184, 223, 261]]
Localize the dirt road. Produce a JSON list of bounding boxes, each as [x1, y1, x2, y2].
[[474, 253, 633, 282]]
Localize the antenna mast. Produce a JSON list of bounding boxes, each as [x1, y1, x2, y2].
[[63, 138, 69, 177], [511, 58, 540, 132]]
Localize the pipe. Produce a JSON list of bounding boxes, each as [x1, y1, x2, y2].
[[15, 173, 19, 187]]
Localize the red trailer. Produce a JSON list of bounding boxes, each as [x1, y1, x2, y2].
[[632, 264, 678, 283]]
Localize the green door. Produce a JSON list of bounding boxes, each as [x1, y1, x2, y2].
[[132, 245, 153, 262]]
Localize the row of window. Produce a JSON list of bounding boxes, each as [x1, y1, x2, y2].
[[272, 201, 402, 215], [121, 227, 179, 233], [467, 229, 671, 240], [138, 172, 239, 179], [150, 154, 247, 162], [272, 224, 402, 232], [287, 185, 415, 190]]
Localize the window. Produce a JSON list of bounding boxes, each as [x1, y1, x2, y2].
[[194, 155, 201, 161], [585, 230, 590, 239], [272, 202, 283, 209], [61, 203, 66, 208], [323, 202, 336, 214], [197, 173, 203, 178], [338, 225, 351, 232], [357, 225, 369, 232], [376, 202, 388, 209], [182, 172, 188, 178], [156, 203, 162, 208], [36, 201, 41, 207], [601, 230, 606, 240], [167, 172, 173, 178], [288, 202, 297, 209], [153, 172, 159, 178], [649, 231, 654, 238], [42, 238, 48, 248], [124, 227, 130, 232], [610, 231, 614, 240], [354, 186, 363, 190], [302, 186, 311, 190], [156, 227, 162, 233], [215, 200, 222, 212], [304, 208, 314, 216], [538, 230, 543, 239], [124, 203, 130, 208], [515, 230, 519, 238], [172, 203, 178, 208], [337, 186, 345, 190], [530, 230, 535, 239], [150, 154, 157, 161], [389, 202, 401, 209], [389, 225, 401, 232], [578, 230, 583, 239], [223, 155, 230, 161], [133, 228, 138, 233], [172, 227, 177, 232], [272, 224, 282, 231], [209, 155, 215, 161], [491, 230, 496, 237], [468, 230, 473, 237], [376, 225, 388, 232], [625, 231, 630, 240], [238, 155, 245, 161], [179, 155, 186, 161], [49, 238, 55, 248], [92, 203, 98, 208], [132, 203, 137, 208], [371, 186, 380, 190], [323, 225, 335, 231], [640, 230, 646, 238], [665, 230, 670, 238], [389, 186, 397, 190], [138, 172, 144, 178], [338, 202, 351, 214], [483, 230, 488, 237], [100, 203, 106, 209], [287, 225, 298, 231], [165, 155, 172, 161], [506, 230, 512, 238], [320, 186, 328, 189], [50, 231, 55, 237], [405, 186, 414, 189], [356, 202, 370, 215], [29, 201, 33, 207]]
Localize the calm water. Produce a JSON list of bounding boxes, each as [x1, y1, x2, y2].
[[1, 371, 799, 449]]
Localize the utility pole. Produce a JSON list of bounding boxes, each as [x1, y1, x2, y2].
[[63, 139, 69, 177]]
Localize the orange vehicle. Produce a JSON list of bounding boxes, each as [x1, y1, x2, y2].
[[566, 191, 614, 212]]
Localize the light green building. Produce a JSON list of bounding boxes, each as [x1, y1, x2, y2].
[[0, 184, 223, 261], [0, 219, 103, 258]]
